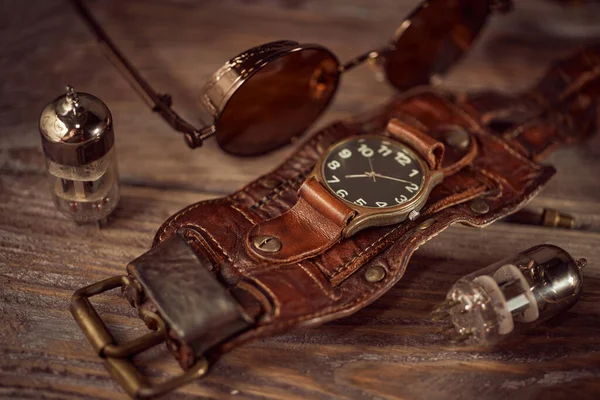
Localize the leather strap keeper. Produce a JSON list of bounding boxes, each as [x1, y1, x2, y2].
[[386, 118, 445, 170], [126, 233, 252, 357], [247, 177, 355, 262]]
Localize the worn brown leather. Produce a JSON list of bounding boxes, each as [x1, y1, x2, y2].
[[247, 177, 355, 262], [463, 45, 600, 161], [124, 46, 600, 369], [126, 234, 252, 358], [247, 118, 448, 263], [386, 118, 445, 170]]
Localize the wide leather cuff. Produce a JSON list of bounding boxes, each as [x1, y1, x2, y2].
[[122, 46, 599, 370]]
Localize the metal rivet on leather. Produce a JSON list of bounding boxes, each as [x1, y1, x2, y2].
[[418, 218, 436, 231], [470, 199, 490, 214], [253, 235, 282, 253], [444, 126, 470, 149], [364, 265, 386, 283]]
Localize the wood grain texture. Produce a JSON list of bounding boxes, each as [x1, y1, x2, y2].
[[1, 1, 600, 399]]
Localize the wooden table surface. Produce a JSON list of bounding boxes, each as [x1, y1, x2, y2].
[[1, 1, 600, 399]]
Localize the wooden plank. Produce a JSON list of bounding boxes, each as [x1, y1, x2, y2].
[[1, 173, 600, 399]]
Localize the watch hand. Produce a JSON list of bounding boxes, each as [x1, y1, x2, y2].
[[345, 173, 371, 179], [371, 172, 412, 184], [367, 157, 377, 182]]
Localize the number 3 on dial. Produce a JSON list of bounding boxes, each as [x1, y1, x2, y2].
[[395, 195, 408, 204]]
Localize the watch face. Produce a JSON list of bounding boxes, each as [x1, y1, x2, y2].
[[321, 135, 425, 209]]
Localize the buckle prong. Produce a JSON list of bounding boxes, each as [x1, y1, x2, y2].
[[70, 275, 209, 399]]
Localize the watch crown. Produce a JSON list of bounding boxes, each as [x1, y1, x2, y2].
[[408, 210, 420, 221]]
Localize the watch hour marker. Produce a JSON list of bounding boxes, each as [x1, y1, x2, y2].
[[358, 143, 374, 158], [327, 175, 340, 184], [395, 195, 408, 204], [405, 183, 419, 193], [336, 189, 348, 198], [328, 160, 340, 170], [322, 136, 424, 209], [378, 144, 393, 157], [339, 149, 352, 159], [395, 151, 411, 166]]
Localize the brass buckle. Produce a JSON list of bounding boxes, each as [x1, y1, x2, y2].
[[70, 276, 208, 399]]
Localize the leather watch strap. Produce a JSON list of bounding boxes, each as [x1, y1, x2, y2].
[[125, 46, 598, 370], [246, 118, 448, 263], [464, 44, 600, 161]]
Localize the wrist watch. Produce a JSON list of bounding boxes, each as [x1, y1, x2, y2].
[[313, 129, 444, 235], [246, 119, 457, 263], [70, 46, 600, 398]]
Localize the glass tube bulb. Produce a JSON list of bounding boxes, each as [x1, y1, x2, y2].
[[433, 244, 585, 346]]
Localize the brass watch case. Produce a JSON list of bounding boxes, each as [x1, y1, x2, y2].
[[309, 134, 444, 238]]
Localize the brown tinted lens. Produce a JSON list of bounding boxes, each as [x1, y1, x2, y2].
[[384, 0, 490, 91], [216, 48, 340, 156]]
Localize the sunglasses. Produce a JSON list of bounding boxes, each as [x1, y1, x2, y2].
[[71, 0, 512, 156]]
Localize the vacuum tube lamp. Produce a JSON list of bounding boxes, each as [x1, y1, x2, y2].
[[39, 86, 119, 224], [432, 244, 586, 346]]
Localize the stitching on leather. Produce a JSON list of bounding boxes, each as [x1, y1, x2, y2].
[[441, 95, 544, 171], [329, 226, 400, 278], [423, 185, 487, 216], [472, 166, 507, 199], [560, 63, 600, 101], [242, 128, 330, 205], [327, 92, 504, 281], [504, 118, 547, 143], [248, 276, 281, 318], [235, 280, 274, 316], [250, 284, 380, 336], [157, 198, 223, 242], [185, 225, 235, 265], [297, 262, 338, 301], [238, 179, 263, 197], [230, 203, 257, 224], [179, 227, 222, 270], [244, 121, 349, 210], [253, 172, 308, 210]]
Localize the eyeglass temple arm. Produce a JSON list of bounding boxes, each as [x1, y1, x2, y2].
[[69, 0, 213, 148]]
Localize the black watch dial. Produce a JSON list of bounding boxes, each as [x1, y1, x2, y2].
[[321, 135, 425, 209]]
